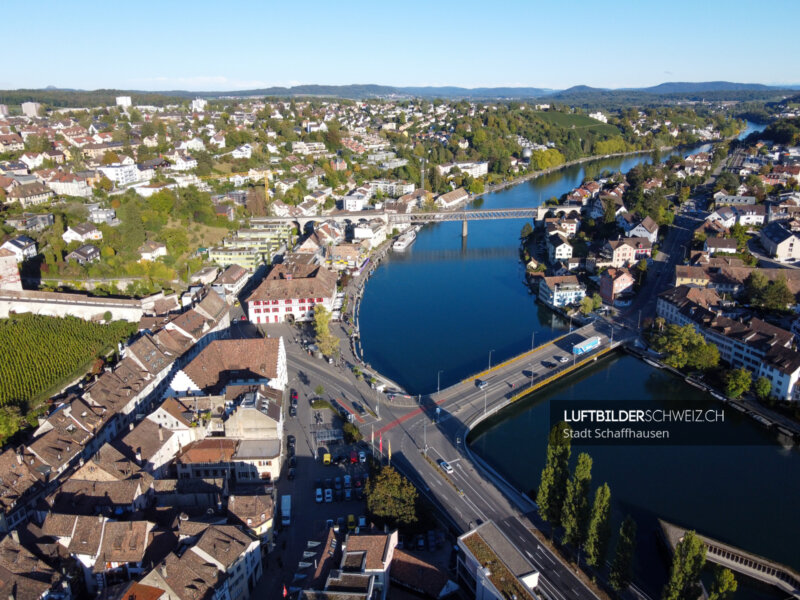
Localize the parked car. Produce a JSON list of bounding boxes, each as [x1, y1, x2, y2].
[[359, 451, 366, 464], [358, 515, 367, 528], [439, 460, 454, 475], [344, 488, 352, 500], [350, 451, 358, 464], [348, 514, 356, 530], [343, 475, 352, 488], [288, 468, 296, 480], [315, 488, 323, 503], [288, 435, 296, 445], [334, 477, 342, 490], [324, 489, 333, 503], [290, 389, 298, 402], [289, 406, 297, 417]]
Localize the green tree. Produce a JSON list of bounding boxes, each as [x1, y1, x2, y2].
[[520, 222, 533, 240], [708, 567, 737, 600], [591, 293, 603, 311], [661, 530, 706, 600], [101, 150, 120, 165], [725, 368, 751, 399], [313, 305, 340, 358], [584, 483, 611, 568], [365, 466, 418, 527], [744, 270, 768, 306], [651, 324, 719, 371], [609, 516, 637, 592], [561, 452, 592, 548], [579, 296, 594, 316], [0, 405, 24, 442], [314, 384, 325, 397], [763, 277, 794, 311], [754, 376, 771, 400], [536, 422, 572, 526], [342, 422, 363, 444]]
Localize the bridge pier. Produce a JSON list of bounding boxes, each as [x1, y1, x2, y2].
[[461, 219, 468, 237]]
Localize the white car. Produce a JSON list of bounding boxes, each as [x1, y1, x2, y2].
[[558, 356, 569, 363], [324, 488, 333, 503], [315, 488, 323, 503], [439, 460, 454, 474]]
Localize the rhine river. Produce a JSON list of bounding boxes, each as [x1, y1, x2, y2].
[[359, 123, 798, 597]]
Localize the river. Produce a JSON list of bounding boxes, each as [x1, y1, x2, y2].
[[358, 121, 794, 597]]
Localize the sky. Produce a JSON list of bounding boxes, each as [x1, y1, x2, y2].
[[3, 0, 799, 91]]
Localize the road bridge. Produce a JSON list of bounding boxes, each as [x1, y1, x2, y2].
[[253, 207, 539, 236], [660, 520, 800, 598]]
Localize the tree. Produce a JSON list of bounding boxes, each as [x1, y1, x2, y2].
[[609, 516, 637, 592], [365, 466, 418, 527], [314, 384, 325, 397], [754, 376, 771, 400], [661, 530, 706, 600], [579, 296, 594, 316], [725, 368, 751, 399], [561, 452, 592, 548], [591, 293, 603, 311], [342, 422, 363, 444], [314, 305, 340, 358], [520, 222, 533, 240], [536, 422, 572, 526], [101, 150, 120, 165], [96, 176, 113, 192], [651, 324, 719, 371], [584, 483, 611, 568], [0, 405, 24, 442], [763, 277, 794, 311], [603, 197, 617, 224], [708, 567, 737, 600]]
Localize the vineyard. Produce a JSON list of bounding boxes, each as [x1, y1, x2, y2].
[[0, 314, 136, 406]]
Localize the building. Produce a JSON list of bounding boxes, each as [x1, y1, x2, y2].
[[435, 188, 469, 209], [63, 222, 103, 244], [538, 275, 586, 307], [0, 235, 37, 263], [599, 267, 634, 304], [547, 234, 572, 263], [246, 263, 337, 324], [116, 96, 132, 108], [227, 487, 275, 548], [215, 264, 249, 299], [5, 212, 53, 232], [5, 182, 54, 208], [66, 244, 101, 265], [760, 222, 800, 262], [457, 521, 538, 600], [588, 111, 608, 123], [367, 180, 415, 198], [598, 238, 652, 269], [21, 102, 41, 117], [436, 162, 488, 179], [704, 237, 738, 255], [175, 437, 282, 483], [168, 337, 288, 396], [626, 216, 659, 243], [99, 163, 142, 186], [191, 98, 208, 112], [139, 241, 168, 262], [657, 286, 800, 401]]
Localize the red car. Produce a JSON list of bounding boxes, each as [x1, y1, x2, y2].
[[350, 451, 358, 464]]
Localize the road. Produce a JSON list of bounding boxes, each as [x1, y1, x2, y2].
[[294, 319, 624, 600]]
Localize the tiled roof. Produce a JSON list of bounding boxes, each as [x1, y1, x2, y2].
[[181, 338, 282, 393], [344, 533, 392, 571], [177, 439, 238, 465], [246, 264, 337, 303]]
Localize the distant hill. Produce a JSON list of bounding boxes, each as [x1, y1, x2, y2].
[[1, 81, 798, 107]]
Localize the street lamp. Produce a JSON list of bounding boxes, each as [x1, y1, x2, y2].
[[437, 370, 444, 395], [529, 363, 533, 387], [483, 389, 487, 414], [531, 331, 535, 351], [488, 349, 495, 370]]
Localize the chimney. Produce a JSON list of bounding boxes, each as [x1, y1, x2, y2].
[[160, 563, 167, 579], [158, 425, 163, 442], [129, 422, 135, 432], [135, 449, 143, 465], [10, 530, 19, 544]]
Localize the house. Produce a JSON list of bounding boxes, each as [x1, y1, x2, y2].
[[227, 487, 275, 547], [538, 275, 586, 307], [547, 234, 572, 263], [599, 267, 634, 304], [353, 219, 387, 249], [706, 207, 737, 229], [627, 216, 659, 243], [5, 182, 54, 208], [734, 204, 766, 226], [232, 144, 253, 159], [224, 386, 283, 440], [114, 418, 181, 478], [175, 437, 282, 483], [215, 264, 249, 298], [63, 222, 102, 244], [168, 337, 287, 396], [139, 241, 168, 262], [599, 238, 652, 268], [5, 212, 54, 232], [704, 237, 738, 255], [66, 244, 101, 265], [246, 263, 337, 325], [435, 188, 469, 209], [760, 222, 800, 262], [715, 195, 757, 207], [0, 235, 36, 262]]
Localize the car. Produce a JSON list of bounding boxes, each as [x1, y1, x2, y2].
[[290, 389, 298, 402], [344, 488, 352, 500], [347, 514, 355, 530], [289, 406, 297, 418], [324, 489, 333, 503], [558, 356, 569, 363], [334, 477, 342, 490], [416, 534, 425, 550], [326, 518, 334, 529], [289, 456, 296, 468], [343, 475, 351, 488], [288, 468, 296, 480], [315, 488, 323, 503], [476, 380, 488, 390], [337, 516, 345, 529], [354, 475, 362, 488], [358, 515, 367, 528], [439, 460, 454, 474], [350, 451, 358, 464], [240, 315, 246, 321], [287, 445, 295, 457], [359, 451, 366, 464], [288, 435, 296, 445]]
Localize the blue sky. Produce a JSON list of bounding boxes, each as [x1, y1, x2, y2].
[[3, 0, 798, 91]]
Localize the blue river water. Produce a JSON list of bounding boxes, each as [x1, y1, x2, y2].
[[358, 121, 797, 597]]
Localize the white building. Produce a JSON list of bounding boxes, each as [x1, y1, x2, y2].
[[115, 96, 132, 108], [0, 236, 37, 263], [353, 220, 387, 249], [99, 163, 142, 186], [191, 98, 208, 112], [246, 264, 337, 325], [368, 180, 415, 198], [538, 275, 586, 307], [21, 102, 41, 117], [232, 144, 253, 159], [63, 223, 103, 244], [589, 111, 608, 123]]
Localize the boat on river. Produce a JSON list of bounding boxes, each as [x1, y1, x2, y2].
[[393, 229, 417, 251]]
